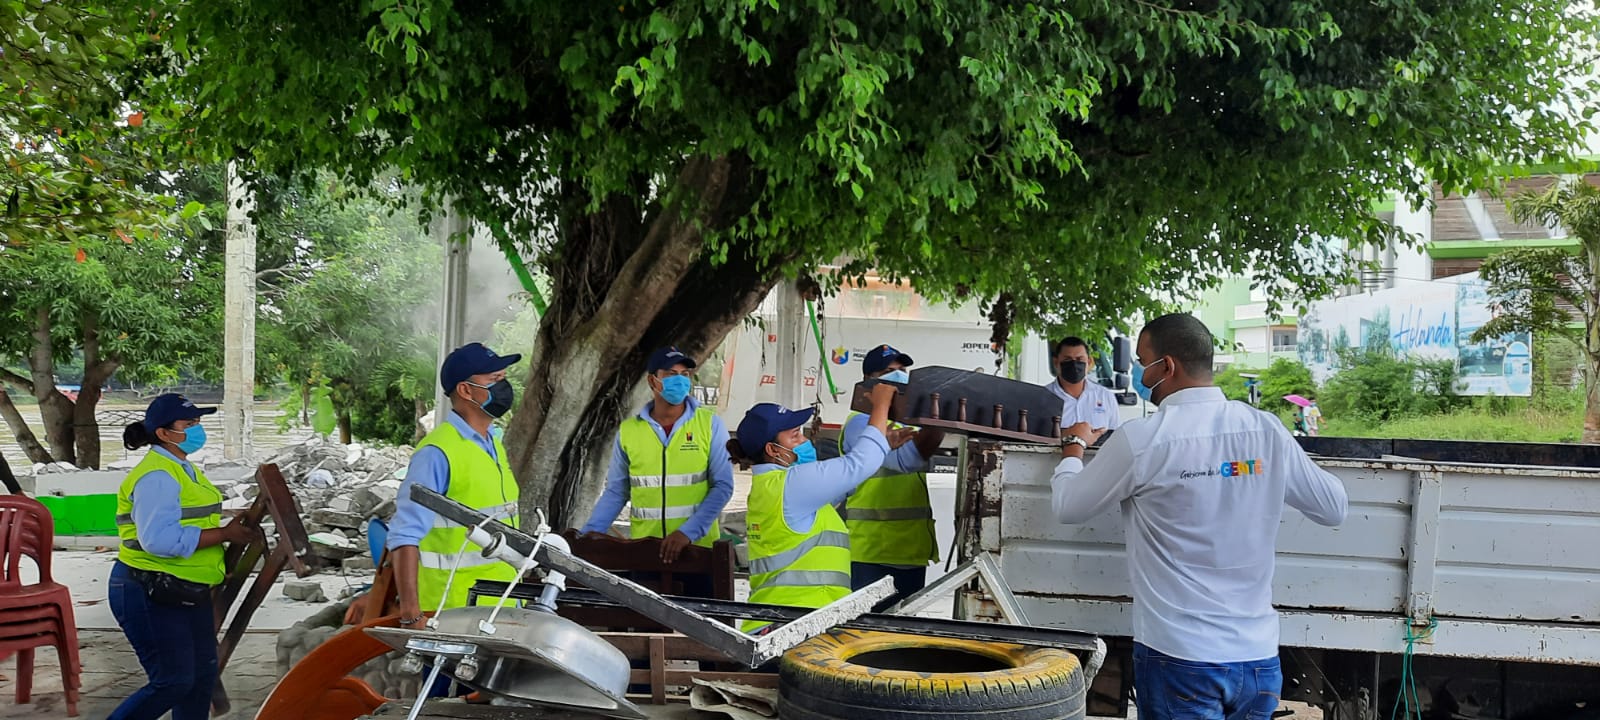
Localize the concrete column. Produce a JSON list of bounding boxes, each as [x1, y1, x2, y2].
[[434, 205, 472, 421], [222, 162, 256, 460], [772, 280, 806, 410]]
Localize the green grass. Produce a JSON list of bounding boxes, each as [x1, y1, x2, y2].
[[1318, 406, 1586, 443]]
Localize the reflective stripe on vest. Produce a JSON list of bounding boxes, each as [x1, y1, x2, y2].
[[742, 467, 851, 633], [841, 412, 938, 566], [413, 422, 521, 611], [619, 407, 719, 547], [115, 450, 226, 586]]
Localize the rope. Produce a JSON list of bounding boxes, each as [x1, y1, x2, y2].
[[1390, 618, 1438, 720]]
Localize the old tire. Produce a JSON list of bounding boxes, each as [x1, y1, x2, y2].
[[778, 629, 1086, 719]]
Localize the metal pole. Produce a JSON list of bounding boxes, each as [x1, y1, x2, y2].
[[222, 161, 256, 460]]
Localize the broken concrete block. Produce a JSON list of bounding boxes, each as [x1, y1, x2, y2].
[[342, 556, 376, 572], [309, 531, 356, 550], [283, 580, 328, 603], [311, 509, 364, 530]]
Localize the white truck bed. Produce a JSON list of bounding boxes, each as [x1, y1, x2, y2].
[[957, 442, 1600, 666]]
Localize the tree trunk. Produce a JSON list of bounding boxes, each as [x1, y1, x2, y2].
[[28, 306, 77, 465], [337, 408, 352, 445], [73, 311, 119, 469], [300, 382, 312, 425], [0, 387, 52, 464], [503, 156, 788, 528], [0, 453, 20, 495], [1585, 354, 1599, 445], [414, 398, 428, 443]]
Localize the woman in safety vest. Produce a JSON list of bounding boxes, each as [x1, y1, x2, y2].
[[729, 381, 898, 633], [109, 394, 253, 720]]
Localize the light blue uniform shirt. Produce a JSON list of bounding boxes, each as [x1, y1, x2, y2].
[[840, 413, 928, 475], [387, 411, 500, 549], [579, 398, 735, 542], [753, 425, 889, 534], [127, 447, 203, 558]]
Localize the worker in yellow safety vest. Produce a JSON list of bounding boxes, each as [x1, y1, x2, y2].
[[110, 394, 255, 720], [579, 347, 734, 585], [389, 342, 523, 628], [731, 381, 898, 633], [841, 344, 945, 609]]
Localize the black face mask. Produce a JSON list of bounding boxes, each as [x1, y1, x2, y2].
[[1059, 360, 1088, 384], [470, 380, 516, 418]]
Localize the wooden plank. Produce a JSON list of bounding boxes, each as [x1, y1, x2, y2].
[[648, 635, 667, 705]]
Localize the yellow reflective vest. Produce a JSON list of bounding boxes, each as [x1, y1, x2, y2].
[[414, 422, 521, 611], [115, 450, 225, 585], [618, 407, 719, 547], [841, 412, 937, 566], [742, 467, 851, 632]]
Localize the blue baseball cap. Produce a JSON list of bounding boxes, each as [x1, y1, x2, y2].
[[862, 344, 914, 376], [143, 393, 216, 434], [440, 342, 523, 391], [736, 403, 816, 459], [647, 346, 698, 373]]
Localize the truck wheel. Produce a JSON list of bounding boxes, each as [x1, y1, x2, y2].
[[778, 629, 1086, 719]]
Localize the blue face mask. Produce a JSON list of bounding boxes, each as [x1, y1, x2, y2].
[[659, 375, 692, 405], [177, 425, 207, 454], [879, 369, 910, 385], [791, 440, 818, 465]]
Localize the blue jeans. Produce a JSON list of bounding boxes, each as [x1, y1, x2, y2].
[[1133, 643, 1282, 720], [851, 562, 927, 612], [107, 561, 218, 720]]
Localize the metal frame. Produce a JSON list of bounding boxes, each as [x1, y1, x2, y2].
[[888, 551, 1028, 624], [1404, 469, 1442, 633], [472, 585, 1102, 653], [411, 486, 891, 667]]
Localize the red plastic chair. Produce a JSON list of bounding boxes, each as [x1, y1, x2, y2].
[[0, 495, 81, 716]]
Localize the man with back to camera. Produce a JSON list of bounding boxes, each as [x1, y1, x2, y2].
[[1045, 336, 1121, 444], [1051, 313, 1349, 720]]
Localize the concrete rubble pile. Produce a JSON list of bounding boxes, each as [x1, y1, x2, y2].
[[190, 436, 414, 578]]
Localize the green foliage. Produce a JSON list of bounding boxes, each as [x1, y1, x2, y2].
[[1317, 349, 1465, 422], [1319, 404, 1584, 443], [1259, 358, 1316, 407], [1, 2, 190, 249], [1216, 366, 1253, 402], [254, 180, 441, 443], [140, 0, 1600, 338], [1474, 178, 1600, 442]]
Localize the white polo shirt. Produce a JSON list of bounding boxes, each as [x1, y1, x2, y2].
[[1049, 386, 1348, 663], [1044, 379, 1122, 430]]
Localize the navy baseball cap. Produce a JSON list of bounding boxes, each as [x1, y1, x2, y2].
[[647, 346, 698, 373], [143, 393, 216, 433], [736, 403, 816, 459], [862, 344, 914, 376], [440, 342, 523, 391]]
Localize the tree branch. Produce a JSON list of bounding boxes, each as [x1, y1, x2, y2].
[[0, 368, 34, 394]]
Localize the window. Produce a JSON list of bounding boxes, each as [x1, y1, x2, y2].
[[1272, 329, 1297, 352]]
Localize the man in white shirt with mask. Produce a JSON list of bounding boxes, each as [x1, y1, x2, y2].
[[1044, 336, 1121, 444], [1051, 313, 1348, 720]]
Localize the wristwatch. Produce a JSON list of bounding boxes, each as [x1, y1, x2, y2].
[[1061, 435, 1088, 450]]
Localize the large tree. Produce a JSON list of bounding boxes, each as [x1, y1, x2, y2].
[[138, 0, 1597, 524], [1472, 179, 1600, 444]]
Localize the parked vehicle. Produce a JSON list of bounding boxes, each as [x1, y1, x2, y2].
[[953, 437, 1600, 719]]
